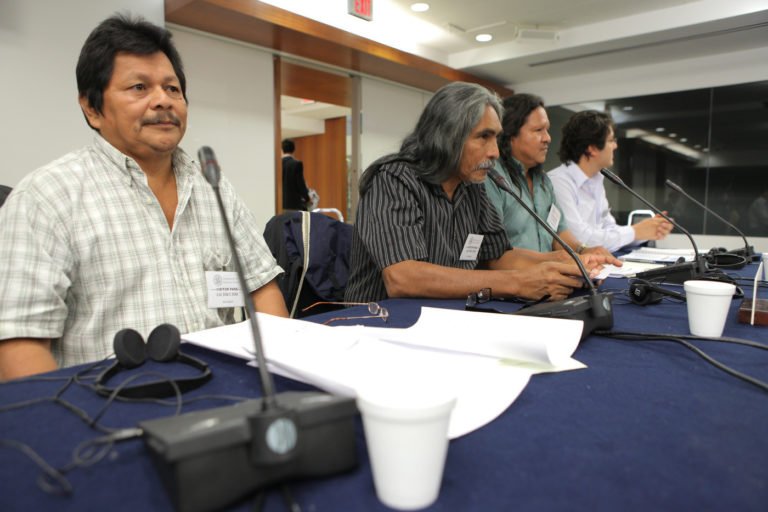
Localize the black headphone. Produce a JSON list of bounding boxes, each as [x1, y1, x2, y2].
[[628, 279, 687, 306], [94, 323, 212, 398], [705, 248, 748, 270]]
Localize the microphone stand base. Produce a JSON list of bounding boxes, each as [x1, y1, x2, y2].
[[635, 261, 705, 284], [139, 391, 358, 512], [513, 292, 614, 340]]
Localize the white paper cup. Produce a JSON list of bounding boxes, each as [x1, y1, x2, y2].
[[684, 280, 736, 337], [762, 253, 768, 281], [357, 387, 456, 510]]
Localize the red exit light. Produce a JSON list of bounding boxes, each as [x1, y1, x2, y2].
[[348, 0, 373, 21]]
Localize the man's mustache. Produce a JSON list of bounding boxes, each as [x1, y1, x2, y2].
[[476, 159, 496, 171], [142, 113, 181, 126]]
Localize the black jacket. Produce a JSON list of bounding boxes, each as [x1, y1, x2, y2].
[[282, 155, 310, 210]]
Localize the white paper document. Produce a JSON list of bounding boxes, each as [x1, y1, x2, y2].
[[621, 247, 699, 263], [182, 308, 586, 438]]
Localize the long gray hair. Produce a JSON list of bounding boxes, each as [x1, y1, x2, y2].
[[360, 81, 502, 193]]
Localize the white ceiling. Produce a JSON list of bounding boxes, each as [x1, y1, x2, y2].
[[275, 0, 768, 139], [263, 0, 768, 91]]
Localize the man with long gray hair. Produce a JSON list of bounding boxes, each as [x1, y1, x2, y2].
[[345, 82, 607, 303]]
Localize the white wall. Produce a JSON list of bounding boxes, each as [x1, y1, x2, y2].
[[170, 28, 276, 226], [360, 77, 430, 172], [0, 0, 163, 186]]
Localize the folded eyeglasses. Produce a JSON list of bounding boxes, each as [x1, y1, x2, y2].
[[302, 301, 390, 325]]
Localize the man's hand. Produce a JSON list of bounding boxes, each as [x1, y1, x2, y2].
[[511, 261, 585, 302], [633, 213, 673, 241], [581, 245, 622, 266]]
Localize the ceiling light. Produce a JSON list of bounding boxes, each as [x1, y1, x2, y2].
[[680, 138, 688, 143], [410, 3, 429, 12], [475, 33, 493, 42], [655, 127, 665, 132], [669, 133, 677, 138], [622, 106, 634, 111]]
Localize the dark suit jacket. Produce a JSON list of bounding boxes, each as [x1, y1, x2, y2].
[[282, 155, 310, 210]]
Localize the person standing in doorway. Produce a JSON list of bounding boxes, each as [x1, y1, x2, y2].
[[281, 139, 310, 211]]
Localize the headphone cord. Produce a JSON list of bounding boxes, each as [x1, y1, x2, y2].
[[595, 329, 768, 393]]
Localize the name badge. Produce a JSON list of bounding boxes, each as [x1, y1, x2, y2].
[[206, 271, 245, 308], [547, 205, 562, 231], [460, 234, 484, 261]]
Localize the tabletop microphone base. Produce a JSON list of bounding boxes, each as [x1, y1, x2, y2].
[[635, 260, 705, 284], [139, 391, 358, 512], [513, 292, 614, 340]]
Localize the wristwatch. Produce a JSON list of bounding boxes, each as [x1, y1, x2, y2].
[[576, 243, 588, 254]]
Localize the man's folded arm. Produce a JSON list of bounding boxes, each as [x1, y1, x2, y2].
[[382, 254, 584, 302]]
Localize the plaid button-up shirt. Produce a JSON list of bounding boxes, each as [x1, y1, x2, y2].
[[0, 136, 281, 368]]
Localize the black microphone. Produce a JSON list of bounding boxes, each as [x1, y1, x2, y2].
[[600, 168, 708, 284], [198, 145, 221, 188], [487, 168, 613, 340], [197, 145, 276, 405], [665, 179, 754, 262], [137, 147, 358, 512]]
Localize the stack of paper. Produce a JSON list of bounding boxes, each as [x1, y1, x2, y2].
[[182, 308, 585, 438]]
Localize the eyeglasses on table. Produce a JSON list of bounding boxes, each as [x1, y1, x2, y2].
[[302, 301, 390, 325]]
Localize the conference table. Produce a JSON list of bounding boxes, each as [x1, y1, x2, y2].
[[1, 263, 766, 511]]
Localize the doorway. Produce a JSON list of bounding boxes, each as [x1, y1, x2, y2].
[[276, 59, 352, 221]]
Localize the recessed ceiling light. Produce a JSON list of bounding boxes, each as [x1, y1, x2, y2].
[[622, 106, 634, 111], [669, 133, 677, 138], [680, 138, 688, 143], [655, 127, 665, 132], [411, 3, 430, 12], [475, 33, 493, 42]]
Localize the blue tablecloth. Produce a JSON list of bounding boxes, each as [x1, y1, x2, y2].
[[1, 267, 767, 511]]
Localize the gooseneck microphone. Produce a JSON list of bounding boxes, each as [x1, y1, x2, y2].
[[600, 168, 708, 284], [487, 168, 613, 339], [665, 179, 754, 262], [197, 145, 276, 405], [136, 147, 358, 512]]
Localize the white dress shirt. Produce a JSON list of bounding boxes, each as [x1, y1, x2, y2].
[[548, 162, 635, 252]]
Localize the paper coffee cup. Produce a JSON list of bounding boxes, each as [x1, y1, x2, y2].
[[357, 386, 456, 510], [683, 280, 736, 337]]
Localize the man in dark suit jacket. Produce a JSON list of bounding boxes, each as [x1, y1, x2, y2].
[[281, 139, 310, 210]]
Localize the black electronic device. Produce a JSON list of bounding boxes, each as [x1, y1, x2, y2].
[[486, 168, 613, 340], [94, 324, 212, 399], [139, 392, 357, 512], [138, 147, 358, 512], [665, 179, 755, 264], [600, 168, 708, 284], [628, 279, 686, 306]]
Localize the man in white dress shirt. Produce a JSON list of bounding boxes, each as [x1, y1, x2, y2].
[[548, 110, 672, 252]]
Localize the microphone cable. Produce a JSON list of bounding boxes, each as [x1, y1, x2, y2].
[[595, 329, 768, 393]]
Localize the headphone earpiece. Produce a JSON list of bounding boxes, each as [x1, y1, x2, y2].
[[114, 328, 147, 368], [146, 323, 181, 362], [95, 323, 211, 398], [629, 280, 686, 306]]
